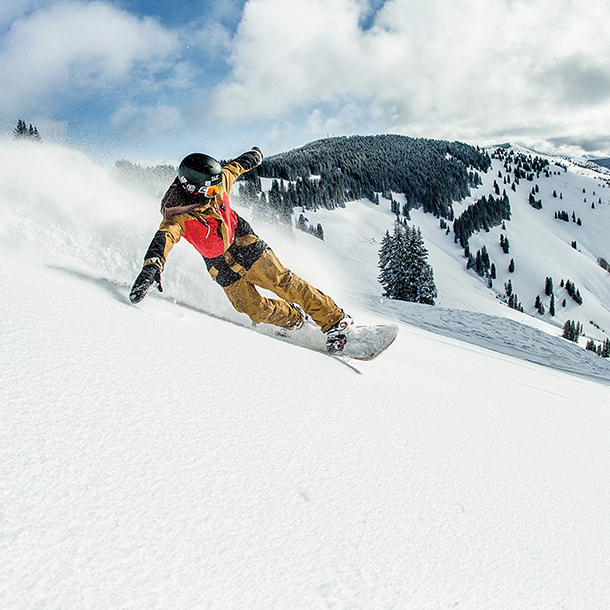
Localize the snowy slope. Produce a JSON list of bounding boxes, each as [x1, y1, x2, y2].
[[285, 143, 610, 350], [2, 139, 610, 608], [447, 146, 610, 339]]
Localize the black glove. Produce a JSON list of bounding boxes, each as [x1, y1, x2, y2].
[[252, 146, 263, 165], [129, 264, 162, 304]]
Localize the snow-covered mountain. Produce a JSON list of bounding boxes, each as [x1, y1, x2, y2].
[[256, 137, 610, 355], [2, 138, 610, 608], [421, 142, 610, 349]]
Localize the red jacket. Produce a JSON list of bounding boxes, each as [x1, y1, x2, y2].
[[142, 150, 267, 287]]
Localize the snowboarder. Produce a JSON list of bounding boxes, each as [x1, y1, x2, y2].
[[129, 147, 353, 353]]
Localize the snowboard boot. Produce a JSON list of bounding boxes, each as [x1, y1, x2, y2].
[[275, 303, 307, 337], [325, 313, 353, 354]]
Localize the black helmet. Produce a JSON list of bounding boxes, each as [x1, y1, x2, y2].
[[178, 153, 222, 196]]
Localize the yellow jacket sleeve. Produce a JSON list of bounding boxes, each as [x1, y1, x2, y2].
[[143, 217, 185, 270], [221, 148, 263, 195]]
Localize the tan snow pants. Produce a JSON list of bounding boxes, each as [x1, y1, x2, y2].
[[223, 248, 343, 331]]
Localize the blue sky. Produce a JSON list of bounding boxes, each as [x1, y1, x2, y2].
[[2, 0, 610, 165]]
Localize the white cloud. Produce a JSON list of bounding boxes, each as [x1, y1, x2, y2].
[[214, 0, 386, 116], [191, 21, 233, 57], [0, 0, 41, 29], [110, 104, 182, 142], [0, 1, 184, 115], [213, 0, 610, 154], [306, 104, 367, 137]]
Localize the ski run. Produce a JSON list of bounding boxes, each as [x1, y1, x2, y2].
[[2, 139, 610, 608]]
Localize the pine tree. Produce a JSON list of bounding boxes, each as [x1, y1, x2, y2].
[[410, 228, 437, 305], [481, 245, 490, 272], [268, 180, 282, 220], [238, 173, 262, 208], [378, 223, 437, 304], [528, 192, 542, 209], [563, 320, 583, 342], [14, 119, 28, 137], [14, 119, 41, 141], [565, 280, 583, 305], [378, 225, 411, 301], [416, 262, 438, 305], [508, 293, 523, 311], [255, 191, 269, 220], [378, 230, 392, 272]]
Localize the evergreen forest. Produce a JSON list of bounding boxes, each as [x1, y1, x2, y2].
[[253, 134, 491, 218]]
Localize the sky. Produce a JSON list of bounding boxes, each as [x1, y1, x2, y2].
[[1, 0, 610, 165]]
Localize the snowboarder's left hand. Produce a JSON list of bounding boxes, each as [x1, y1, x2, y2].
[[129, 264, 162, 304], [252, 146, 263, 165]]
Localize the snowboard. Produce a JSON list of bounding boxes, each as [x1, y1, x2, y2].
[[258, 321, 398, 361]]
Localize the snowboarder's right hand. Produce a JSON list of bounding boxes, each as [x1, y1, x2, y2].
[[129, 264, 163, 304]]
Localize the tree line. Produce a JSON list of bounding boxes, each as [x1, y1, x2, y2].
[[453, 192, 511, 248], [254, 134, 491, 218], [113, 159, 177, 198], [14, 119, 41, 141]]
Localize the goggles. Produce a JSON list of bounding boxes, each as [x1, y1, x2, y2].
[[179, 177, 221, 198]]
